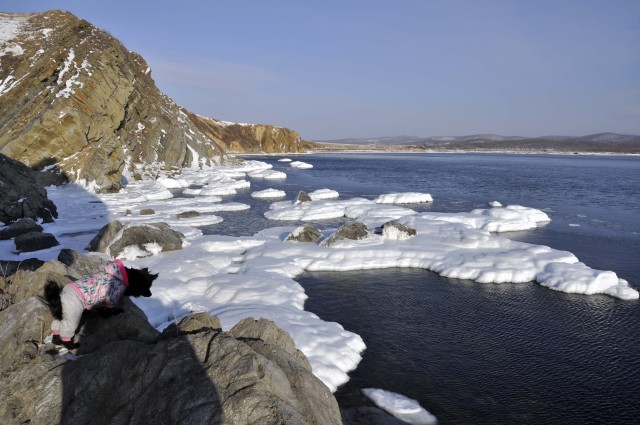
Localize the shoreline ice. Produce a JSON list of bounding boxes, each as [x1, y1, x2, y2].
[[1, 159, 637, 394]]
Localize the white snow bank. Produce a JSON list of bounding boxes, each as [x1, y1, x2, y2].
[[290, 161, 313, 169], [251, 188, 286, 199], [413, 205, 550, 232], [309, 189, 339, 200], [537, 262, 639, 300], [374, 192, 433, 204], [362, 388, 437, 425]]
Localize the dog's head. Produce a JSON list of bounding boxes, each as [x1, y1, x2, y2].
[[124, 267, 158, 297]]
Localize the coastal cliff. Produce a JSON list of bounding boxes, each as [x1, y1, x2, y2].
[[0, 11, 312, 193]]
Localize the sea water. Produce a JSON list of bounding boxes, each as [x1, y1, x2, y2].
[[211, 153, 640, 424]]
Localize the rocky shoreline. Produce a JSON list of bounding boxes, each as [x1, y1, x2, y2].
[[0, 163, 403, 424]]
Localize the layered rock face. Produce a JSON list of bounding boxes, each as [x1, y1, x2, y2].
[[189, 112, 319, 153], [0, 11, 224, 193], [0, 11, 315, 192]]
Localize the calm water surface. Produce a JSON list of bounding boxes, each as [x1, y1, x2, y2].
[[213, 153, 640, 424]]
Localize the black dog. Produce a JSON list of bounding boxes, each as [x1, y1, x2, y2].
[[45, 259, 157, 350]]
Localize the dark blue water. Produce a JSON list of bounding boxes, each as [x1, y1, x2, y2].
[[213, 153, 640, 424]]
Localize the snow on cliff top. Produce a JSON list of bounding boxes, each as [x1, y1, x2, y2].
[[0, 13, 27, 56]]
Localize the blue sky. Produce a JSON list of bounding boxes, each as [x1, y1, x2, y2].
[[2, 1, 639, 139]]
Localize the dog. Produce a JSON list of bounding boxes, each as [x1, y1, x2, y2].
[[44, 259, 157, 350]]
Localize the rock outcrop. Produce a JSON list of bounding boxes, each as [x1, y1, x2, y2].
[[322, 222, 370, 247], [0, 153, 58, 224], [0, 10, 224, 193], [285, 224, 323, 243], [14, 231, 59, 252], [189, 113, 319, 154], [0, 217, 43, 240], [0, 271, 343, 424], [87, 221, 184, 258], [0, 11, 315, 193]]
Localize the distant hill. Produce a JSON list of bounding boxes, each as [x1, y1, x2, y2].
[[314, 133, 640, 154]]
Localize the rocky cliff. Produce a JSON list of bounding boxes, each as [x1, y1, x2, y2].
[[189, 112, 319, 154], [0, 11, 312, 193]]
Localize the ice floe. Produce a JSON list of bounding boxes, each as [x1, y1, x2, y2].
[[309, 188, 339, 200], [374, 192, 433, 204], [362, 388, 437, 425], [290, 160, 313, 169], [251, 188, 287, 199]]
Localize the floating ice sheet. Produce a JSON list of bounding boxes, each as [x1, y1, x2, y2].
[[362, 388, 437, 425]]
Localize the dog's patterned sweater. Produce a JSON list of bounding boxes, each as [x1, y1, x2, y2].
[[69, 259, 129, 309]]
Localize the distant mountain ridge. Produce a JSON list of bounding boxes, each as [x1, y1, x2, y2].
[[314, 132, 640, 154]]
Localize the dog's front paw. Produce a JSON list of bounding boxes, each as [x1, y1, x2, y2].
[[62, 340, 80, 350]]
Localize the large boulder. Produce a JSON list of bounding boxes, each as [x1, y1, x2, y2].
[[87, 221, 184, 258], [14, 232, 59, 252], [322, 222, 370, 247], [0, 153, 58, 225], [285, 224, 323, 243], [0, 218, 43, 240]]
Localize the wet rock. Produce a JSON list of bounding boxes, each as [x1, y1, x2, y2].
[[295, 191, 312, 204], [285, 224, 323, 243], [322, 222, 370, 247], [14, 232, 59, 252], [0, 218, 43, 240]]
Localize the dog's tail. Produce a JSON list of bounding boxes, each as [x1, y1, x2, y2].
[[44, 280, 63, 320]]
